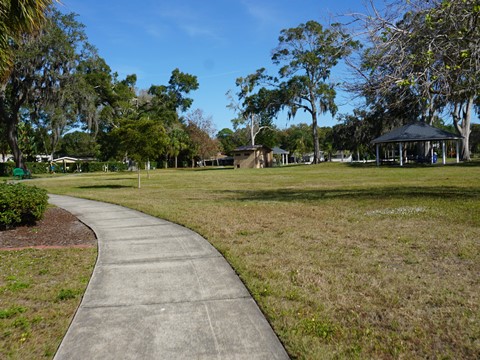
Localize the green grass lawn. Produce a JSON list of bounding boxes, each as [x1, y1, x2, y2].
[[20, 163, 480, 358], [0, 248, 96, 359]]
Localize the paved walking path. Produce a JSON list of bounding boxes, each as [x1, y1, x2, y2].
[[49, 195, 289, 360]]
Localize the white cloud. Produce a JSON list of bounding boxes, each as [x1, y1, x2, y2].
[[180, 24, 222, 41], [154, 3, 223, 41], [241, 0, 285, 27]]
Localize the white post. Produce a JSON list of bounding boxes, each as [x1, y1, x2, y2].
[[442, 141, 446, 165], [399, 143, 403, 167], [431, 146, 434, 164], [250, 113, 255, 146], [137, 167, 141, 189], [376, 144, 380, 166], [456, 141, 460, 163]]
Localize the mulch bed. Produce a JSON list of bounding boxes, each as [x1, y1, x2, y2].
[[0, 207, 97, 250]]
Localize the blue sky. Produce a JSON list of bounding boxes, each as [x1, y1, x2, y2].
[[58, 0, 380, 132]]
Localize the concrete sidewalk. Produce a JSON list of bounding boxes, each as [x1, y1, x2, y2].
[[49, 195, 289, 360]]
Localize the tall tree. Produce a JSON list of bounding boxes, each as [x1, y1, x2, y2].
[[271, 21, 359, 164], [216, 128, 236, 155], [96, 73, 138, 160], [228, 69, 281, 147], [0, 119, 9, 161], [77, 54, 118, 136], [110, 69, 199, 168], [145, 68, 199, 125], [279, 123, 314, 160], [0, 0, 56, 168], [1, 9, 99, 167], [58, 131, 99, 158], [113, 116, 168, 188], [185, 109, 219, 167], [166, 125, 189, 168], [435, 1, 480, 160], [216, 127, 249, 156], [351, 0, 480, 160]]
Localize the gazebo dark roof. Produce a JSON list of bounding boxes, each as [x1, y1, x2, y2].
[[272, 146, 289, 155], [372, 122, 462, 144]]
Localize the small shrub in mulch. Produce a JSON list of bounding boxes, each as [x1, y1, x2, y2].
[[0, 183, 48, 229]]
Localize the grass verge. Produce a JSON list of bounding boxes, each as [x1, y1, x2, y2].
[[27, 162, 480, 359], [0, 248, 96, 359]]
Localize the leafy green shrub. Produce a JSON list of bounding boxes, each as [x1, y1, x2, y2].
[[77, 161, 128, 173], [0, 162, 15, 176], [0, 183, 48, 228], [12, 161, 128, 175], [25, 162, 50, 175]]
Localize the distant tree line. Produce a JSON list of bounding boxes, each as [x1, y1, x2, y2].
[[0, 6, 219, 170], [1, 1, 479, 170], [227, 0, 480, 161]]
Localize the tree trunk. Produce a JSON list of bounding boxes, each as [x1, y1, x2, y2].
[[312, 112, 321, 164], [5, 120, 24, 169], [452, 98, 473, 161], [460, 98, 473, 161], [0, 84, 24, 169], [137, 166, 141, 189]]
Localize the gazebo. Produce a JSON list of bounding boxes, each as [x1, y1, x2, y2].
[[372, 122, 463, 166], [52, 156, 80, 172], [272, 147, 289, 165]]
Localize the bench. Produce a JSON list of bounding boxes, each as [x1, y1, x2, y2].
[[13, 168, 31, 180]]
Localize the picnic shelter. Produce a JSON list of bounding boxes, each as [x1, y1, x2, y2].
[[371, 122, 463, 166]]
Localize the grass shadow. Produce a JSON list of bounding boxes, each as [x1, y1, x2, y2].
[[347, 159, 480, 168], [218, 185, 480, 202], [192, 167, 234, 172], [448, 160, 480, 167], [102, 177, 138, 181], [77, 184, 132, 189]]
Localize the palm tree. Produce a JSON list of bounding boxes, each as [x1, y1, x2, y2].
[[0, 0, 56, 83], [168, 127, 189, 168]]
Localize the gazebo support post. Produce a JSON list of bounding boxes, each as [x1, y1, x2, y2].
[[442, 141, 446, 165], [376, 144, 380, 166], [456, 141, 460, 163], [431, 146, 434, 165], [399, 143, 403, 167]]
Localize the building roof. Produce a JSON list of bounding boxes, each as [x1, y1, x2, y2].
[[53, 156, 96, 163], [272, 147, 289, 155], [53, 156, 80, 163], [372, 122, 463, 144], [233, 144, 272, 152]]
